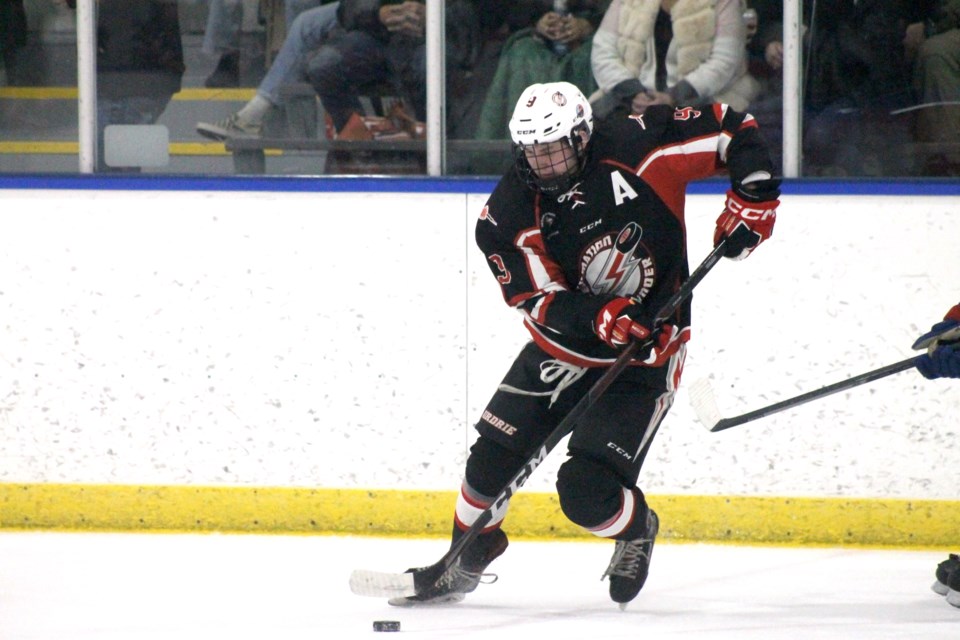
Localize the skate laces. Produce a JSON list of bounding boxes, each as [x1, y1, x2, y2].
[[458, 566, 500, 586], [602, 538, 652, 580], [498, 359, 587, 407], [438, 562, 498, 591]]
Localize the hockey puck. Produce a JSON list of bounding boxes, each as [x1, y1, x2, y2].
[[373, 620, 400, 632]]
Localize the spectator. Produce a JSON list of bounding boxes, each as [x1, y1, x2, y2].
[[203, 0, 332, 88], [197, 1, 341, 140], [474, 1, 610, 141], [305, 0, 481, 139], [0, 0, 28, 85], [589, 0, 759, 121], [94, 0, 185, 172], [749, 1, 917, 176], [745, 0, 783, 79], [286, 0, 330, 26], [202, 0, 247, 87], [742, 0, 786, 173], [805, 0, 917, 175], [908, 0, 960, 175]]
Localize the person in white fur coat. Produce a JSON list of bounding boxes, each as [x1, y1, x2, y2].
[[590, 0, 758, 118]]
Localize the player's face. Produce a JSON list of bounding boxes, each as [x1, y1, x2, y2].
[[523, 139, 579, 181]]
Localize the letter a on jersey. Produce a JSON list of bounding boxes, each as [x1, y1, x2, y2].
[[611, 171, 638, 206]]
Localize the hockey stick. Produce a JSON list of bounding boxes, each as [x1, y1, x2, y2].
[[688, 356, 922, 433], [348, 241, 727, 599]]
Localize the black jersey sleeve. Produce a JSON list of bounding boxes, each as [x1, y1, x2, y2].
[[475, 177, 620, 344], [600, 104, 776, 211]]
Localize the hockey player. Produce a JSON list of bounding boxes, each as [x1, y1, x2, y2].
[[390, 81, 780, 608], [915, 302, 960, 608]]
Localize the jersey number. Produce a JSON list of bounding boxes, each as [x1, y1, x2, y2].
[[489, 254, 511, 284]]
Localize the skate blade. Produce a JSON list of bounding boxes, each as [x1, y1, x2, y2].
[[387, 592, 465, 607], [349, 569, 416, 598]]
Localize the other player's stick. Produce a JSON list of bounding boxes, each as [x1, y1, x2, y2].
[[349, 241, 728, 599], [688, 356, 921, 433]]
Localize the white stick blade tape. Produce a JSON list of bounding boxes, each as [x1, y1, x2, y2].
[[687, 377, 722, 430], [349, 570, 417, 598]]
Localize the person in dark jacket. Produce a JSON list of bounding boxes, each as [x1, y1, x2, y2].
[[93, 0, 185, 172], [305, 0, 479, 137], [745, 0, 918, 176], [0, 0, 28, 84]]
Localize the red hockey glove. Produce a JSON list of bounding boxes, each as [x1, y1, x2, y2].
[[713, 181, 780, 260], [640, 323, 684, 367], [595, 298, 651, 348], [594, 298, 682, 364]]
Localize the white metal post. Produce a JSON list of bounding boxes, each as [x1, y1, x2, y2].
[[425, 0, 445, 175], [76, 0, 97, 173], [782, 0, 802, 177]]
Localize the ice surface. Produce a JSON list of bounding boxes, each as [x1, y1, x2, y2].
[[1, 532, 957, 639]]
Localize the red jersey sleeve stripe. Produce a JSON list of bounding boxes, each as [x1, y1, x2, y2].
[[516, 227, 568, 293], [635, 134, 723, 216]]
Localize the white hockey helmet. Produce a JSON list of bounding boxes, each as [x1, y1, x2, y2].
[[509, 82, 594, 194]]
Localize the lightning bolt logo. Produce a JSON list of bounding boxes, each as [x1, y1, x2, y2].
[[597, 248, 644, 295], [586, 222, 648, 296]]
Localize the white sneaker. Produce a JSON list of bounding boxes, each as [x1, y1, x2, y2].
[[196, 113, 261, 141]]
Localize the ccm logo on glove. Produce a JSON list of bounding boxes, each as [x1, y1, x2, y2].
[[724, 196, 775, 221]]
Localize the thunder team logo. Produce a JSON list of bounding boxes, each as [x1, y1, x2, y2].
[[578, 222, 655, 300]]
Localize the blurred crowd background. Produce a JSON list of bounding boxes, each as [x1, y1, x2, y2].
[[0, 0, 957, 177]]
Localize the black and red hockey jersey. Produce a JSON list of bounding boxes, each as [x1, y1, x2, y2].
[[475, 103, 775, 368]]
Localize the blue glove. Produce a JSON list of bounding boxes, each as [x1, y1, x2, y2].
[[917, 344, 960, 380], [914, 305, 960, 379], [911, 318, 960, 350]]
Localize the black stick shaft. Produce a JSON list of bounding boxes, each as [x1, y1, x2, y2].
[[425, 243, 727, 587], [711, 356, 921, 432]]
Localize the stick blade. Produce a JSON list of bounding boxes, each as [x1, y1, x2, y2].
[[349, 569, 416, 598], [687, 377, 723, 431]]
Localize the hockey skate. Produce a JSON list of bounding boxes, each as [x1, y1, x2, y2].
[[602, 508, 659, 609], [388, 529, 508, 606], [932, 554, 960, 596], [945, 556, 960, 608]]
